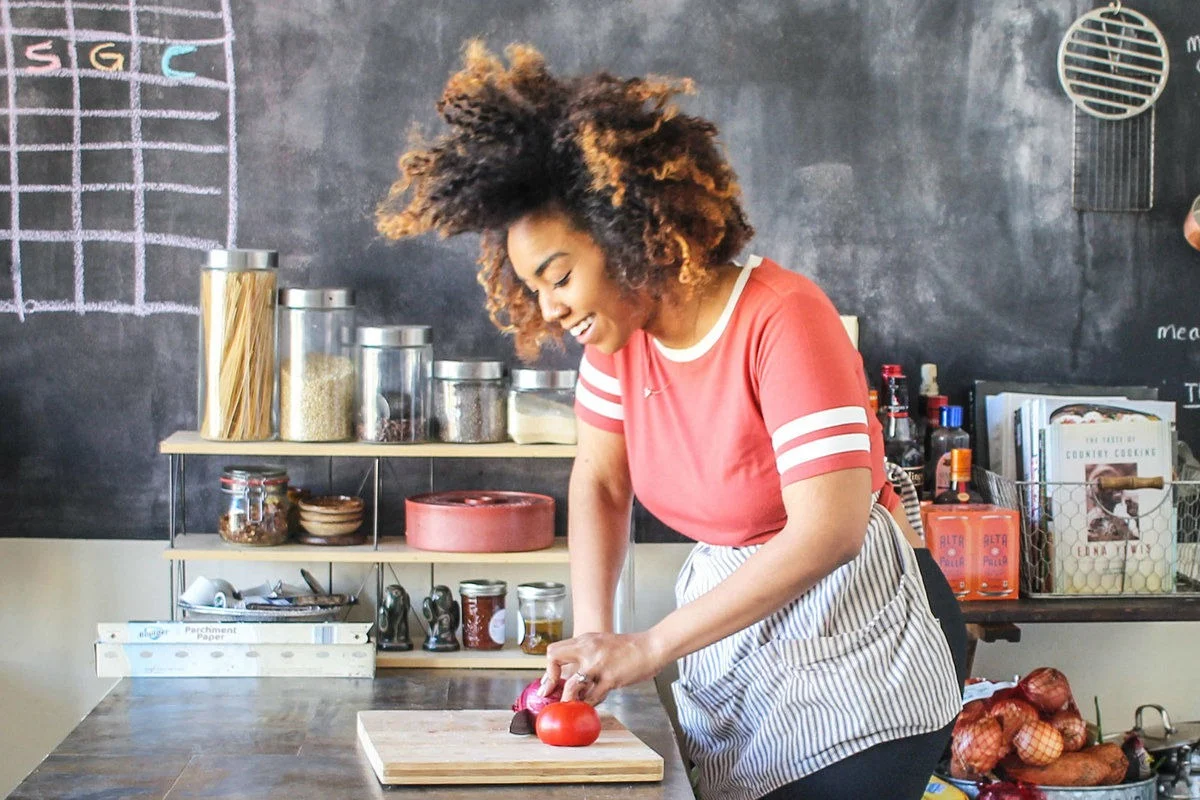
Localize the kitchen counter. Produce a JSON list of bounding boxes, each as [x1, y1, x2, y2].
[[8, 670, 694, 799]]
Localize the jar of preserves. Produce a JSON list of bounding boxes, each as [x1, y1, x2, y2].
[[355, 325, 433, 443], [218, 465, 290, 546], [277, 288, 356, 442], [516, 581, 567, 655], [198, 249, 278, 441], [433, 359, 506, 443], [507, 368, 577, 444], [458, 579, 508, 650]]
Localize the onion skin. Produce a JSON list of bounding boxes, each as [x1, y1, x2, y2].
[[1049, 711, 1088, 753], [1018, 667, 1074, 715], [1013, 720, 1065, 766], [512, 679, 564, 717], [989, 697, 1040, 745], [952, 715, 1005, 778]]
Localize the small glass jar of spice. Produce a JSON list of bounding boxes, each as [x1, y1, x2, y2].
[[218, 465, 290, 546], [458, 579, 507, 650], [517, 581, 567, 655]]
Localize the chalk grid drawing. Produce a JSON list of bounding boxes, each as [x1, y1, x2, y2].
[[0, 0, 237, 320]]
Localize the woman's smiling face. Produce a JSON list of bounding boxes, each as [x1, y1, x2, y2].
[[507, 207, 652, 354]]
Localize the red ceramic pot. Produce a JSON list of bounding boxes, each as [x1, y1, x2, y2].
[[405, 490, 555, 552]]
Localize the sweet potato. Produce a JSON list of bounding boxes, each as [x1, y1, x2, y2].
[[1080, 743, 1128, 785], [999, 752, 1109, 787]]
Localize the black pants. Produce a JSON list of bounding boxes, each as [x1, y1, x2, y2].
[[760, 549, 967, 800]]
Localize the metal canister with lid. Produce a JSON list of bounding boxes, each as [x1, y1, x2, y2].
[[355, 325, 433, 443], [458, 579, 508, 650], [432, 359, 506, 443], [277, 288, 356, 442], [217, 465, 290, 546], [198, 249, 278, 441], [507, 368, 577, 444]]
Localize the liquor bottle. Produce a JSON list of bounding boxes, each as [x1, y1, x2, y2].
[[921, 393, 949, 490], [867, 389, 879, 419], [882, 371, 924, 495], [879, 363, 903, 427], [918, 363, 939, 420], [928, 404, 969, 497], [933, 448, 984, 505]]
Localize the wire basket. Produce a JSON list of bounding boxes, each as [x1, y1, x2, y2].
[[975, 467, 1200, 597]]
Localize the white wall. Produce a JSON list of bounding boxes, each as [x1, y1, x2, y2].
[[3, 538, 1199, 796]]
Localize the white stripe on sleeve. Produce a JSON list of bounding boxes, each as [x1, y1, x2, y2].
[[578, 354, 622, 397], [576, 381, 625, 421], [770, 406, 867, 450], [775, 433, 870, 475]]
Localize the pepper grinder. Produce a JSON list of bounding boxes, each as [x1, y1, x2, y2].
[[420, 584, 460, 652], [377, 583, 413, 651]]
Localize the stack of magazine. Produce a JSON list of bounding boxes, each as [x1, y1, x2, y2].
[[1010, 395, 1176, 596]]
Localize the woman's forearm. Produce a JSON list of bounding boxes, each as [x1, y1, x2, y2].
[[567, 463, 632, 635]]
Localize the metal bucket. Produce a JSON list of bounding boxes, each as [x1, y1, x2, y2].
[[938, 773, 1157, 800]]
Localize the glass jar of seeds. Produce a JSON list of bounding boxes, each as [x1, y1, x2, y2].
[[218, 465, 290, 546], [432, 359, 507, 443], [277, 288, 356, 442], [355, 325, 433, 443]]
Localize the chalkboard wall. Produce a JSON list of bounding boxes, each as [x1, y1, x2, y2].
[[1, 1, 1198, 540]]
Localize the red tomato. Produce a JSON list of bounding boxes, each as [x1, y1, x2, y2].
[[534, 701, 602, 747]]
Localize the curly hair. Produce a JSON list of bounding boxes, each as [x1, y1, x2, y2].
[[376, 41, 754, 358]]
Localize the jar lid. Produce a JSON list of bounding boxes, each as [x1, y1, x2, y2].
[[510, 368, 577, 390], [357, 325, 433, 347], [205, 249, 278, 270], [434, 359, 505, 380], [459, 579, 508, 597], [220, 465, 289, 486], [278, 287, 355, 309], [517, 581, 566, 599]]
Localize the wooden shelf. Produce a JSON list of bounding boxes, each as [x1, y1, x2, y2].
[[960, 594, 1200, 624], [375, 648, 545, 669], [163, 534, 571, 564], [160, 431, 576, 459]]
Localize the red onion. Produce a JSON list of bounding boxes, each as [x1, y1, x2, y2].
[[1018, 667, 1073, 715], [978, 781, 1047, 800], [512, 678, 563, 717]]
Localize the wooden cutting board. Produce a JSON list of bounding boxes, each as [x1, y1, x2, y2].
[[357, 709, 665, 785]]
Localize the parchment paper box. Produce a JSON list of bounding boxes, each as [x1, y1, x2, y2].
[[97, 621, 371, 645], [922, 504, 1020, 601], [95, 641, 376, 678]]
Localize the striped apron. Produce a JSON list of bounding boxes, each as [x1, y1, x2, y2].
[[670, 484, 961, 800]]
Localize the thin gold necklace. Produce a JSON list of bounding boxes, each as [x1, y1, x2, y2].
[[642, 280, 713, 398]]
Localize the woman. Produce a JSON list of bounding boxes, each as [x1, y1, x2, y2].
[[377, 42, 966, 800]]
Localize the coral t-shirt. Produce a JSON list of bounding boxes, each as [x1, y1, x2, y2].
[[574, 255, 892, 547]]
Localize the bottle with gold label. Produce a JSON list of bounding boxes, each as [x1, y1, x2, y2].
[[933, 448, 984, 505]]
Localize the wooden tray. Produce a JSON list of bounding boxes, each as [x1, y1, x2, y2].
[[357, 709, 664, 785]]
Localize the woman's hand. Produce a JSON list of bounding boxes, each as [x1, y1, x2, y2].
[[538, 631, 664, 704]]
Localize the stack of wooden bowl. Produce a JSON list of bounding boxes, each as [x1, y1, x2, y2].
[[297, 495, 365, 545]]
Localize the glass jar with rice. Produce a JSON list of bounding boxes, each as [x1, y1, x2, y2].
[[277, 288, 356, 442]]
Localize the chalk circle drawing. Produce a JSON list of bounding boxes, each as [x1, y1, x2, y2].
[[0, 0, 238, 320]]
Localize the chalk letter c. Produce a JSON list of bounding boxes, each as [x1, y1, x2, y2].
[[90, 43, 124, 72], [162, 45, 198, 80]]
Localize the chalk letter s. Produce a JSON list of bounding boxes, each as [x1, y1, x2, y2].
[[162, 45, 198, 80], [90, 43, 124, 72], [25, 41, 61, 73]]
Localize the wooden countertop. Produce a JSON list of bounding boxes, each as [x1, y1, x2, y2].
[[9, 670, 694, 799]]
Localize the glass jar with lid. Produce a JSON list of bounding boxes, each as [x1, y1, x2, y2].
[[516, 581, 567, 655], [433, 359, 507, 443], [198, 249, 278, 441], [277, 288, 356, 442], [508, 369, 578, 444], [218, 465, 291, 546], [459, 579, 508, 650], [355, 325, 433, 443]]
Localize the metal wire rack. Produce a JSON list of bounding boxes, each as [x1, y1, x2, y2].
[[975, 467, 1200, 598]]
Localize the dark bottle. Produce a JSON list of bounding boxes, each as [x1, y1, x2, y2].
[[882, 371, 924, 495], [879, 363, 903, 427], [928, 404, 969, 497], [920, 393, 949, 488], [933, 448, 985, 505]]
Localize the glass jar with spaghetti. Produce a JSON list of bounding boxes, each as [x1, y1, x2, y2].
[[198, 249, 279, 441], [458, 579, 507, 650], [277, 288, 356, 442], [516, 581, 567, 655]]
